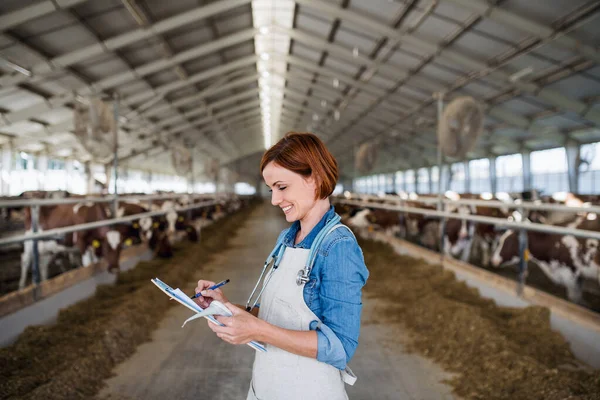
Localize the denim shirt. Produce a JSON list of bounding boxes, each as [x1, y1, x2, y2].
[[274, 205, 369, 370]]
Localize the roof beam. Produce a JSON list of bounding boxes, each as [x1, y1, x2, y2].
[[167, 100, 260, 139], [444, 0, 600, 64], [0, 30, 256, 127], [294, 0, 600, 126], [124, 55, 256, 106], [0, 0, 252, 88], [156, 88, 258, 130], [137, 73, 258, 120], [0, 0, 90, 33]]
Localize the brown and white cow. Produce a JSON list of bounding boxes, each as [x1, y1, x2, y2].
[[490, 214, 599, 303], [20, 202, 122, 289]]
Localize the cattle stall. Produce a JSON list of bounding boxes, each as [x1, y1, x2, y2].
[[338, 194, 600, 308], [0, 193, 237, 300]]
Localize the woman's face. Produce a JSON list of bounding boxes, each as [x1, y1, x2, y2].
[[262, 161, 317, 223]]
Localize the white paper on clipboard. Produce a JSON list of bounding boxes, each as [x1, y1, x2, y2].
[[151, 278, 266, 353]]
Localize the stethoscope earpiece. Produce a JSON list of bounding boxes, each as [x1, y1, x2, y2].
[[296, 269, 309, 286]]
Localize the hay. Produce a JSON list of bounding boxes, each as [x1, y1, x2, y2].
[[360, 237, 600, 400], [0, 200, 259, 400]]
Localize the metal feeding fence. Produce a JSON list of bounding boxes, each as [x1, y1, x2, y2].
[[0, 193, 226, 291], [334, 193, 600, 296]]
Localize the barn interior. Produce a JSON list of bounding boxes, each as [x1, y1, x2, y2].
[[1, 1, 600, 399]]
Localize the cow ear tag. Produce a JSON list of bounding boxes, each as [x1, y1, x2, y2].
[[133, 223, 139, 228], [368, 226, 374, 232], [153, 222, 159, 228], [125, 238, 133, 246], [178, 216, 184, 221], [524, 248, 530, 262], [92, 240, 101, 248]]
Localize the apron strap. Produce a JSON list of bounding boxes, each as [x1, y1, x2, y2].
[[342, 366, 357, 386], [306, 221, 352, 275]]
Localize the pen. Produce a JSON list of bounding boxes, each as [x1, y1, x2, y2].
[[190, 279, 230, 299]]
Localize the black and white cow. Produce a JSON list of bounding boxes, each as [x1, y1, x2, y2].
[[491, 214, 599, 304]]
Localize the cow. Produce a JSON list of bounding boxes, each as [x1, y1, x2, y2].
[[443, 205, 475, 261], [113, 202, 154, 245], [19, 202, 122, 289], [470, 206, 509, 267], [150, 200, 179, 233], [490, 214, 599, 304]]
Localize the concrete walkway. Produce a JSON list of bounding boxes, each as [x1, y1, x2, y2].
[[97, 202, 456, 400]]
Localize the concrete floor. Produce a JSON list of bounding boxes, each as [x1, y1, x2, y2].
[[97, 202, 456, 400], [0, 246, 153, 347]]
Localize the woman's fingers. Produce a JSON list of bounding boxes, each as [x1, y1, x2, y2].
[[193, 296, 211, 309], [200, 288, 228, 303], [195, 279, 216, 294]]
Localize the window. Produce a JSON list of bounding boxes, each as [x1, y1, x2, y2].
[[417, 168, 429, 194], [496, 154, 523, 193], [405, 170, 415, 193], [470, 158, 491, 193], [15, 152, 28, 170], [48, 159, 65, 170], [395, 171, 403, 193], [450, 163, 466, 193], [531, 147, 568, 194], [235, 182, 256, 195], [579, 142, 599, 194]]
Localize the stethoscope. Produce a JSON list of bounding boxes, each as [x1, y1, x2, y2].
[[245, 214, 343, 312]]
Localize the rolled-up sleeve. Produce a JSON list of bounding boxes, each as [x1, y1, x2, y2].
[[309, 236, 369, 369]]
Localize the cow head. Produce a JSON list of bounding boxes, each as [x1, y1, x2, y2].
[[103, 230, 122, 272], [139, 216, 153, 241], [491, 230, 520, 267], [348, 209, 371, 229], [165, 210, 178, 233]]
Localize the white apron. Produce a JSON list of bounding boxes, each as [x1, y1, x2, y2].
[[247, 224, 356, 400]]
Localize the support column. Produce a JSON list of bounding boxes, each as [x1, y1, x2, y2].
[[37, 152, 48, 191], [413, 169, 419, 194], [400, 172, 406, 193], [445, 164, 454, 192], [521, 150, 532, 191], [1, 143, 13, 196], [428, 167, 434, 194], [489, 156, 498, 194], [390, 172, 396, 194], [464, 161, 471, 193], [565, 141, 580, 193], [65, 160, 74, 193], [439, 165, 449, 193], [85, 161, 94, 194]]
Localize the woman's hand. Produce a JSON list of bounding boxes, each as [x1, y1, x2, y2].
[[208, 303, 265, 345], [193, 279, 229, 309]]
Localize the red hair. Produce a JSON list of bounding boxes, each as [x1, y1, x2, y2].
[[260, 132, 339, 199]]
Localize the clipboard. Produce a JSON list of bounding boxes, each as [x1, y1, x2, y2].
[[151, 277, 266, 353]]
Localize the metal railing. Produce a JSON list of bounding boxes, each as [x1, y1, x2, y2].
[[0, 192, 226, 208], [334, 194, 600, 295], [346, 193, 600, 215], [0, 193, 229, 291], [0, 200, 218, 247]]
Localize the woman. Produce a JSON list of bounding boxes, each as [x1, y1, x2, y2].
[[195, 132, 369, 400]]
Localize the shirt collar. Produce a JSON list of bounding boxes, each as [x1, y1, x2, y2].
[[282, 205, 337, 249]]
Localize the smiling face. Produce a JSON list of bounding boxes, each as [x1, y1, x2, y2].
[[263, 161, 318, 223]]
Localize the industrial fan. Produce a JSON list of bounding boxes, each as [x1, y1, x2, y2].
[[73, 96, 116, 161], [355, 142, 378, 174], [204, 157, 220, 182], [437, 96, 484, 158], [171, 145, 193, 176]]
